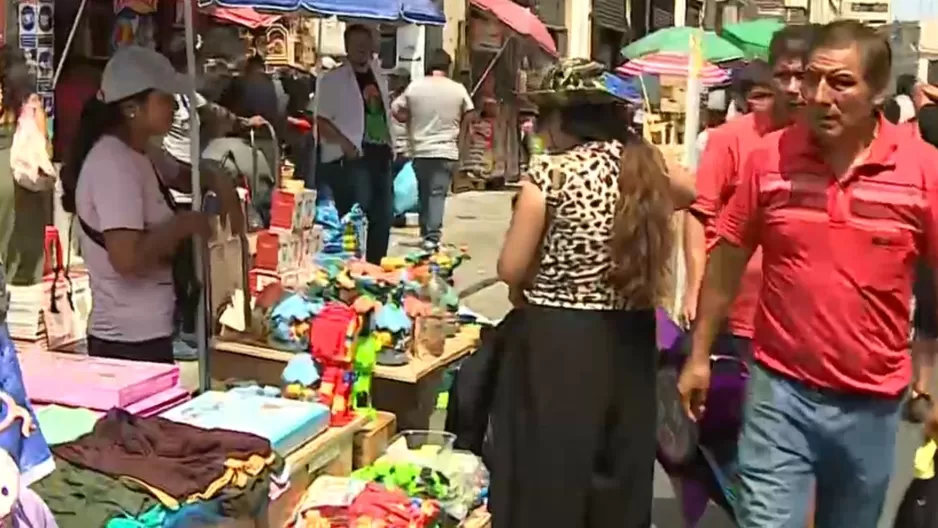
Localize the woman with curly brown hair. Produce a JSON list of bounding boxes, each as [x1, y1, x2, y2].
[[489, 59, 694, 528]]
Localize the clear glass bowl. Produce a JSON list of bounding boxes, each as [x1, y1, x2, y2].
[[384, 430, 457, 469]]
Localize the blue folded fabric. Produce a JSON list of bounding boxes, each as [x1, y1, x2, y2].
[[0, 324, 54, 485]]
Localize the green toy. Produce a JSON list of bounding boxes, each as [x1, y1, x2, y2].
[[352, 460, 452, 500], [352, 333, 381, 420]]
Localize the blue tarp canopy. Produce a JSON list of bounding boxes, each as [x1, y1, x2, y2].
[[198, 0, 445, 25]]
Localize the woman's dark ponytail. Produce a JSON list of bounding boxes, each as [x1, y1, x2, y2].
[[60, 97, 123, 213]]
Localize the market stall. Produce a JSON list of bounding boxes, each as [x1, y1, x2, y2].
[[455, 0, 558, 190], [207, 182, 483, 431], [213, 324, 482, 430], [6, 346, 367, 527]]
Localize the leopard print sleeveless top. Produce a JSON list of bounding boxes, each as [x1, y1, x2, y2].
[[524, 140, 627, 310]]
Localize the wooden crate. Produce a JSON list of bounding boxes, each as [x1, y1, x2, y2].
[[264, 417, 365, 528], [353, 411, 397, 469]]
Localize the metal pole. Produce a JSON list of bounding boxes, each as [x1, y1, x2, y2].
[[52, 0, 89, 87], [470, 36, 512, 97], [182, 0, 209, 393], [308, 18, 325, 190]]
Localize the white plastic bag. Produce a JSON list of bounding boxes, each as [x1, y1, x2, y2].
[[10, 97, 56, 192]]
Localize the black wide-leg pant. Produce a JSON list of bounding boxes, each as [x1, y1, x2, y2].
[[490, 304, 657, 528]]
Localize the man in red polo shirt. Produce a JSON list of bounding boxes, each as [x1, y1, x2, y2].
[[679, 20, 938, 527], [682, 25, 814, 345]]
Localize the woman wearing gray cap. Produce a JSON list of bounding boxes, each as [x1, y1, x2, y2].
[[60, 46, 243, 363]]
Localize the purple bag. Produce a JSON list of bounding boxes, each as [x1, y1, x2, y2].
[[654, 309, 750, 527]]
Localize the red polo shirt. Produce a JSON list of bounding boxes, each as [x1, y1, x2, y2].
[[717, 117, 938, 396], [691, 113, 776, 338]]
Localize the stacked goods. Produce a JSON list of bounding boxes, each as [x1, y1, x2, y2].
[[252, 185, 322, 293], [18, 351, 189, 416], [162, 387, 331, 456]]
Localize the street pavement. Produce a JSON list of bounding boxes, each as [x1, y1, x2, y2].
[[392, 189, 929, 528]]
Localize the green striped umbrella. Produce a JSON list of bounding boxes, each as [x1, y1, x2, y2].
[[721, 19, 786, 60], [621, 26, 744, 63]]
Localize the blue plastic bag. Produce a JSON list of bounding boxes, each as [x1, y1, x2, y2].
[[393, 161, 419, 216], [0, 325, 54, 486]]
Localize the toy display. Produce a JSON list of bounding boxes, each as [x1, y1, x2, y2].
[[217, 189, 472, 426], [282, 355, 320, 402], [309, 303, 363, 426]]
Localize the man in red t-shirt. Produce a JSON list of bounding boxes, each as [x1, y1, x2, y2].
[[679, 21, 938, 527], [682, 36, 807, 351]]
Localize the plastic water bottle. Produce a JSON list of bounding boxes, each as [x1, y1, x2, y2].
[[416, 263, 448, 358], [424, 264, 448, 311]]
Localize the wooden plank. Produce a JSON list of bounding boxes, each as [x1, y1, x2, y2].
[[213, 325, 481, 385], [374, 325, 481, 383], [283, 415, 367, 474]]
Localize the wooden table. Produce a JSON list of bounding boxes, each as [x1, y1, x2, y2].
[[212, 325, 481, 430], [262, 415, 367, 527]]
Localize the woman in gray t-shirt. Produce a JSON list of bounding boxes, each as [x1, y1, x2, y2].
[[59, 47, 243, 363]]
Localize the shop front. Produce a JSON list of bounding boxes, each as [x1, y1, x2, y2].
[[590, 0, 627, 67], [459, 0, 558, 186]]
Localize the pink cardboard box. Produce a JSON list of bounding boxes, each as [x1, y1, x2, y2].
[[18, 351, 179, 410]]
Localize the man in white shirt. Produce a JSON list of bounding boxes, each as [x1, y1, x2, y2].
[[310, 25, 394, 264], [392, 49, 474, 250]]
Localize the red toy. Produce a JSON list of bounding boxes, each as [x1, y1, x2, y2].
[[309, 302, 362, 426]]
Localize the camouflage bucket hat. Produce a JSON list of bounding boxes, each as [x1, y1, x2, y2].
[[524, 58, 633, 108]]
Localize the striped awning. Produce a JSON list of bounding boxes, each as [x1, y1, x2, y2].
[[616, 52, 730, 86]]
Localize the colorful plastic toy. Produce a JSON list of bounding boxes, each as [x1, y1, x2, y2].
[[309, 302, 362, 425], [352, 334, 381, 420]]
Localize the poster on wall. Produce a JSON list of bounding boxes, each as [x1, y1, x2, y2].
[[112, 0, 158, 50], [18, 0, 54, 136], [112, 10, 156, 50]]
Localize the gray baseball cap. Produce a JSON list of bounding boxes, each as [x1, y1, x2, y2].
[[99, 46, 189, 103]]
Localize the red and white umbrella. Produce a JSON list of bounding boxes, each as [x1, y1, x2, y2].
[[616, 52, 730, 86]]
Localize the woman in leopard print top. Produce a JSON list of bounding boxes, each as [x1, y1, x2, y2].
[[488, 59, 694, 528]]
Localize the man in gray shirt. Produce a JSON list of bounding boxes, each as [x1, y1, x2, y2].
[[392, 49, 474, 250]]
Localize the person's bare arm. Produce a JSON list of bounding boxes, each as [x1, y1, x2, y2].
[[102, 214, 208, 277], [679, 148, 763, 419], [391, 94, 409, 124], [497, 181, 546, 287], [665, 160, 696, 209], [682, 213, 707, 326], [690, 242, 752, 361]]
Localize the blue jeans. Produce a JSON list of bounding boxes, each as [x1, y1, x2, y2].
[[314, 144, 392, 264], [735, 363, 902, 528], [412, 158, 455, 245]]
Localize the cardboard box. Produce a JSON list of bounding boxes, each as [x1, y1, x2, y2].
[[255, 230, 300, 273], [301, 189, 317, 228], [300, 226, 324, 268], [269, 189, 318, 232], [248, 268, 284, 296], [353, 411, 397, 469]]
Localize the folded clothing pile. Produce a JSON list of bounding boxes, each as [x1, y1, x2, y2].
[[33, 409, 281, 528]]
